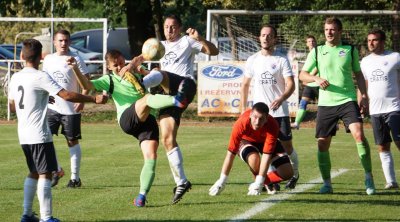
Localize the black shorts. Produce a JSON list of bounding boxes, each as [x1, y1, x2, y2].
[[119, 102, 159, 144], [158, 72, 197, 126], [302, 86, 319, 100], [46, 109, 82, 141], [238, 140, 288, 168], [22, 142, 58, 174], [371, 111, 400, 145], [274, 116, 292, 141], [316, 101, 362, 138]]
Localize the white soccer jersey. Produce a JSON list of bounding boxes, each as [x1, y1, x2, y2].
[[43, 52, 89, 115], [361, 50, 400, 115], [9, 67, 63, 144], [245, 51, 293, 117], [160, 35, 203, 78]]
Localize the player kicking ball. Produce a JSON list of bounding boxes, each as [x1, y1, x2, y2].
[[209, 102, 294, 196], [72, 49, 188, 207]]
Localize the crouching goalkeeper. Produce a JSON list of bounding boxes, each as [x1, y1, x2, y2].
[[209, 102, 294, 196]]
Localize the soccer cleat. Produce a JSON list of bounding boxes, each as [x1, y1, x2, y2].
[[285, 175, 299, 189], [67, 179, 82, 188], [51, 168, 64, 187], [319, 185, 333, 194], [365, 177, 376, 195], [273, 183, 281, 191], [172, 180, 192, 204], [290, 122, 299, 130], [39, 217, 60, 222], [384, 182, 399, 190], [265, 183, 277, 195], [134, 194, 146, 207], [21, 213, 39, 222]]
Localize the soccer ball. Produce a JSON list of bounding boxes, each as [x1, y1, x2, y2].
[[141, 38, 165, 61]]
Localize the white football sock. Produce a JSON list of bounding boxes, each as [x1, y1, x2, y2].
[[142, 70, 163, 89], [37, 178, 52, 221], [167, 147, 187, 186], [23, 177, 38, 216], [289, 148, 299, 178], [379, 151, 397, 183], [69, 144, 81, 180]]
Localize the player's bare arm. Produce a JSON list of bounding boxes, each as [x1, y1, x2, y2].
[[270, 76, 295, 110], [354, 71, 369, 114], [186, 28, 219, 56], [66, 56, 92, 91], [57, 89, 107, 104], [240, 77, 251, 114], [8, 99, 16, 113], [299, 70, 329, 89]]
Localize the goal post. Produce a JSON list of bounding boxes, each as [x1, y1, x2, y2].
[[198, 10, 400, 117], [0, 17, 107, 121]]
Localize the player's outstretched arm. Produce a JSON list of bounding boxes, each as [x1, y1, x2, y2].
[[186, 28, 219, 56], [57, 89, 107, 104], [67, 57, 94, 91], [209, 151, 235, 196]]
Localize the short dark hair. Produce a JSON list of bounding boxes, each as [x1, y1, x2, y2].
[[164, 14, 182, 27], [105, 49, 124, 67], [306, 35, 316, 41], [325, 17, 342, 31], [260, 24, 277, 37], [22, 39, 42, 63], [252, 102, 269, 115], [368, 29, 386, 41], [54, 29, 71, 40]]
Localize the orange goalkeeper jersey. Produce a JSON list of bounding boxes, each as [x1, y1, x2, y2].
[[228, 109, 279, 154]]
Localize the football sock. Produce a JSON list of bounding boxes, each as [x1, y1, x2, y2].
[[167, 147, 187, 186], [37, 178, 52, 221], [318, 150, 331, 180], [264, 171, 284, 184], [379, 151, 396, 183], [294, 108, 307, 125], [23, 177, 38, 217], [289, 149, 299, 177], [146, 94, 175, 109], [69, 144, 81, 180], [139, 159, 156, 194], [356, 140, 372, 173], [142, 70, 163, 89]]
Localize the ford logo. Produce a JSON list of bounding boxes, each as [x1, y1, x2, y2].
[[201, 65, 243, 80]]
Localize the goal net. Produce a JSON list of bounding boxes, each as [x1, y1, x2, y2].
[[207, 10, 400, 62]]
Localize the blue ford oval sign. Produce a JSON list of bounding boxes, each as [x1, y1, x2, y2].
[[201, 65, 243, 80]]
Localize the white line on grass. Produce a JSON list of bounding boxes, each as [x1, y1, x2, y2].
[[229, 168, 349, 222]]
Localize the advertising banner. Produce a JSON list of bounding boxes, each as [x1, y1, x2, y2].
[[197, 61, 298, 117]]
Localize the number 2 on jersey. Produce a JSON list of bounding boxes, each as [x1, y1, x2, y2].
[[18, 85, 25, 109]]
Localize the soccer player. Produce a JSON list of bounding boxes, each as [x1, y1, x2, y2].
[[291, 35, 319, 130], [299, 17, 375, 195], [43, 29, 90, 188], [240, 24, 299, 191], [9, 39, 107, 222], [360, 29, 400, 189], [139, 14, 218, 204], [209, 102, 294, 196], [73, 49, 187, 207]]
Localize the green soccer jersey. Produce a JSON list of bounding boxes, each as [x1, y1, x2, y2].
[[91, 73, 155, 122], [302, 42, 361, 106]]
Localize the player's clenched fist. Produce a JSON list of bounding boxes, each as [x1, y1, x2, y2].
[[95, 94, 108, 104]]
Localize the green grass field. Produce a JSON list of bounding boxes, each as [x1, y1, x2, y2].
[[1, 123, 399, 222]]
